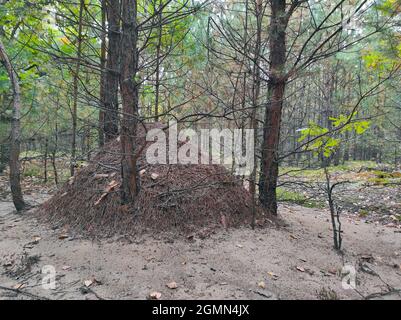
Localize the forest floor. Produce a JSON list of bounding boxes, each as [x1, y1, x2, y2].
[[0, 161, 400, 300], [0, 196, 400, 300]]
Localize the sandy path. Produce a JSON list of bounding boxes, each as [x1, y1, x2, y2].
[[0, 201, 400, 300]]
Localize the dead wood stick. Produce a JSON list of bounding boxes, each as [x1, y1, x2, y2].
[[0, 284, 50, 300]]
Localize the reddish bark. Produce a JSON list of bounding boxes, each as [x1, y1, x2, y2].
[[259, 0, 288, 215], [104, 0, 120, 141], [119, 0, 140, 203]]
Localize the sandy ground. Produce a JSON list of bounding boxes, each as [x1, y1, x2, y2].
[[0, 199, 400, 300]]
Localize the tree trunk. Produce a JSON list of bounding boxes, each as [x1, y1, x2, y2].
[[154, 2, 162, 122], [259, 0, 288, 215], [43, 138, 48, 183], [99, 0, 107, 147], [70, 0, 85, 177], [119, 0, 140, 203], [104, 0, 120, 141], [0, 39, 26, 211], [250, 0, 260, 228]]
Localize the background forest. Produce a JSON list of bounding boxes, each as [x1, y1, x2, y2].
[[0, 0, 401, 301]]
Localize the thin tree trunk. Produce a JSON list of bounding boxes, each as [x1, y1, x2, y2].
[[0, 39, 26, 211], [154, 2, 162, 122], [120, 0, 140, 203], [250, 0, 261, 228], [104, 0, 120, 141], [259, 0, 288, 215], [70, 0, 85, 176], [43, 138, 48, 183], [99, 0, 107, 146]]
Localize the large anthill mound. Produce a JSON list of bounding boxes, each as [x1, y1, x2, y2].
[[35, 123, 268, 237]]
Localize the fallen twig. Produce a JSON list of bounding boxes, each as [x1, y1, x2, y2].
[[0, 284, 50, 300]]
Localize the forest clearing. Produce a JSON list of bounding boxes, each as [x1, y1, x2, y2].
[[0, 0, 401, 303]]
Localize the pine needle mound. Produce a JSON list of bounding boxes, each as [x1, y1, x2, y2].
[[35, 123, 268, 237]]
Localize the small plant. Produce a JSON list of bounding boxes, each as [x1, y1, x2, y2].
[[317, 287, 338, 300], [277, 188, 324, 208], [359, 209, 369, 218], [22, 163, 42, 178]]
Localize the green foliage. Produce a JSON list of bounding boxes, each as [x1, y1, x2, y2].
[[22, 162, 42, 178], [298, 114, 371, 158], [277, 188, 324, 208]]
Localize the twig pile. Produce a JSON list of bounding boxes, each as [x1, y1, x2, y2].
[[35, 123, 268, 237]]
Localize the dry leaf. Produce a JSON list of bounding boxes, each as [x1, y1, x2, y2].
[[258, 281, 266, 289], [139, 169, 147, 176], [13, 283, 25, 290], [58, 234, 69, 240], [236, 244, 244, 248], [33, 236, 41, 242], [296, 266, 305, 272], [328, 268, 337, 275], [62, 266, 71, 271], [151, 173, 159, 180], [166, 281, 178, 289], [267, 272, 279, 280], [149, 291, 162, 300], [84, 279, 94, 287]]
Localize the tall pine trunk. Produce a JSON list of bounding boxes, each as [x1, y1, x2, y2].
[[70, 0, 84, 177], [259, 0, 288, 215], [99, 0, 107, 147], [0, 39, 26, 211], [104, 0, 120, 141], [120, 0, 140, 203], [154, 2, 162, 122]]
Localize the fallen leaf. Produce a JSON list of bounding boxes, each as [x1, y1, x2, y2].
[[328, 268, 337, 275], [290, 234, 297, 240], [151, 173, 159, 180], [33, 236, 41, 242], [258, 281, 266, 289], [139, 169, 147, 176], [166, 281, 178, 289], [13, 283, 25, 290], [62, 266, 71, 271], [58, 234, 69, 240], [84, 279, 93, 287], [296, 266, 305, 272], [236, 244, 244, 248], [149, 291, 162, 300]]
